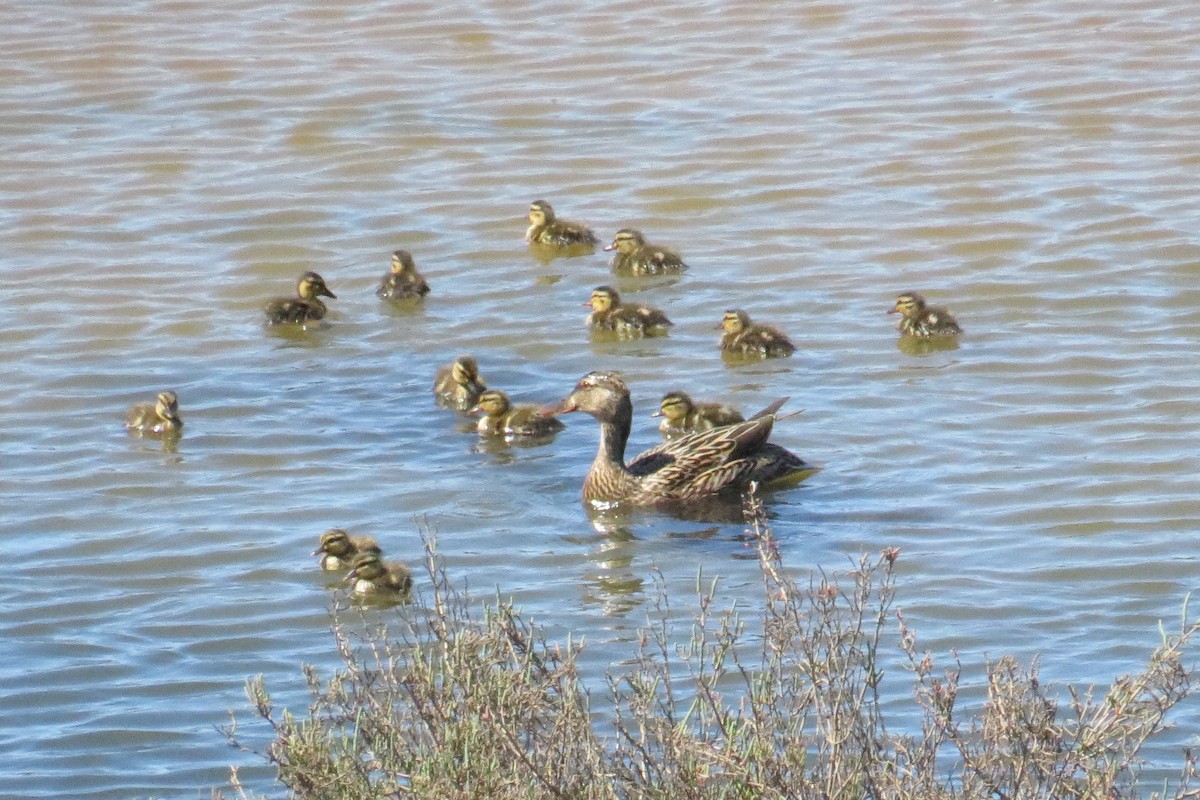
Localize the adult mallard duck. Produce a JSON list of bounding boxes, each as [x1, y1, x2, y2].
[[525, 200, 598, 249], [433, 355, 487, 411], [124, 390, 183, 436], [585, 286, 672, 335], [377, 249, 431, 301], [605, 229, 688, 276], [889, 292, 962, 337], [719, 309, 795, 357], [312, 528, 382, 571], [546, 371, 809, 506], [264, 271, 336, 326], [473, 389, 566, 439], [345, 551, 413, 598], [653, 391, 744, 439]]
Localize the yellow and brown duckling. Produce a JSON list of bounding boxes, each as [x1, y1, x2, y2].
[[312, 528, 382, 571], [585, 286, 672, 335], [719, 309, 795, 358], [433, 355, 487, 411], [345, 551, 413, 598], [653, 391, 744, 439], [377, 249, 430, 301], [546, 371, 810, 506], [472, 389, 566, 439], [605, 229, 688, 276], [889, 292, 962, 337], [524, 199, 599, 249], [264, 271, 336, 326], [124, 390, 183, 436]]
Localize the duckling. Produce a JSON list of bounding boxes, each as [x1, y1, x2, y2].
[[605, 228, 688, 276], [377, 249, 430, 301], [264, 271, 336, 326], [433, 355, 487, 411], [585, 286, 673, 335], [889, 292, 962, 337], [472, 389, 566, 439], [653, 391, 745, 439], [345, 551, 413, 598], [718, 309, 795, 358], [524, 200, 599, 249], [124, 390, 183, 436], [312, 528, 382, 571]]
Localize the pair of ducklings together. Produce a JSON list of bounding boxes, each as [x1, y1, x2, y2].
[[312, 528, 412, 598], [262, 250, 431, 327], [525, 200, 689, 276], [432, 356, 565, 439]]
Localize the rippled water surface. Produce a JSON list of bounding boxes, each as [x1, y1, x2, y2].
[[4, 0, 1200, 796]]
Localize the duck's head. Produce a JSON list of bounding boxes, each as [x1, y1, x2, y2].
[[345, 551, 385, 583], [653, 391, 695, 422], [604, 228, 646, 254], [155, 390, 180, 421], [313, 528, 352, 557], [472, 389, 511, 419], [390, 250, 417, 275], [451, 356, 481, 386], [298, 271, 336, 300], [890, 292, 926, 318], [548, 371, 630, 420], [587, 286, 620, 313], [528, 200, 555, 226], [720, 309, 751, 334]]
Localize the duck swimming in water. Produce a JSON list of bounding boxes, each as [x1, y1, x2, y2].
[[264, 271, 336, 326], [546, 371, 809, 507], [345, 551, 413, 598], [433, 355, 487, 412], [524, 200, 598, 249], [124, 390, 183, 436], [889, 292, 962, 337], [652, 391, 744, 439], [585, 286, 672, 336], [473, 389, 566, 439], [377, 250, 430, 301], [604, 228, 688, 276], [718, 309, 795, 358], [312, 528, 382, 571]]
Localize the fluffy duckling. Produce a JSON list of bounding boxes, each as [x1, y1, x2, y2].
[[653, 391, 744, 439], [525, 200, 599, 249], [718, 309, 795, 358], [345, 551, 413, 598], [312, 528, 382, 571], [377, 249, 431, 301], [433, 355, 487, 411], [264, 271, 336, 326], [472, 389, 566, 439], [585, 286, 673, 335], [889, 292, 962, 337], [605, 229, 688, 276], [124, 390, 183, 436]]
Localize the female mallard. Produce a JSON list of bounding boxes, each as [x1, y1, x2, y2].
[[312, 528, 382, 571], [653, 391, 744, 439], [547, 371, 809, 506], [719, 309, 795, 357], [525, 199, 598, 249], [473, 389, 565, 439], [377, 249, 431, 301], [345, 551, 413, 598], [585, 286, 672, 335], [889, 292, 962, 337], [124, 390, 183, 436], [433, 355, 487, 411], [264, 271, 336, 326], [605, 229, 688, 276]]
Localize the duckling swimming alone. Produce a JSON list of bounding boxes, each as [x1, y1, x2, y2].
[[312, 528, 382, 571], [377, 249, 430, 301], [653, 391, 744, 439], [264, 271, 336, 326], [585, 286, 673, 335], [124, 390, 183, 436], [472, 389, 566, 439], [889, 292, 962, 337], [719, 309, 795, 358], [605, 229, 688, 276], [433, 355, 487, 411], [525, 200, 599, 249], [345, 551, 413, 598]]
